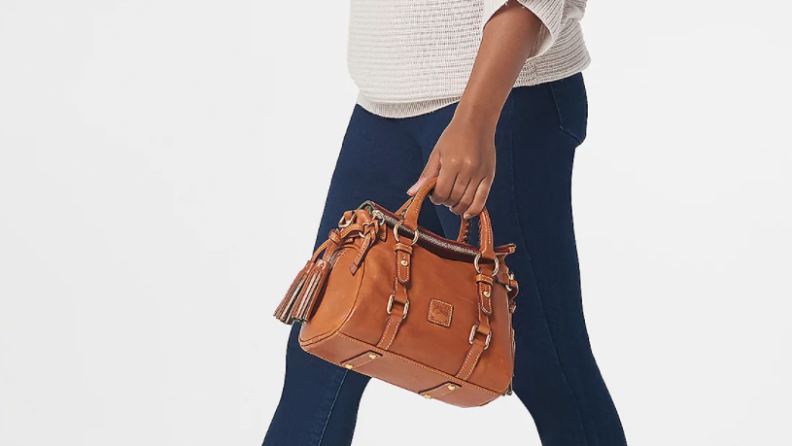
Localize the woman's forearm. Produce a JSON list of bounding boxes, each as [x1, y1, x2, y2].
[[408, 1, 545, 216], [454, 1, 543, 131]]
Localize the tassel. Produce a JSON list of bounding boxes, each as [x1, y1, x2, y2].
[[274, 260, 314, 324], [289, 259, 331, 323]]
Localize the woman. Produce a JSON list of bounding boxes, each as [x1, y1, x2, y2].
[[264, 0, 627, 445]]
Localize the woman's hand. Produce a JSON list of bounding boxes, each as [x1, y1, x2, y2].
[[406, 0, 543, 220], [407, 115, 496, 220]]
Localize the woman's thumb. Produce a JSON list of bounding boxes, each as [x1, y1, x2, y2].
[[407, 152, 441, 195]]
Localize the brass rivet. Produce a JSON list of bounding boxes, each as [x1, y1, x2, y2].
[[447, 384, 456, 391], [344, 364, 353, 369], [368, 353, 377, 360], [400, 259, 409, 266], [423, 394, 432, 399], [483, 290, 491, 298]]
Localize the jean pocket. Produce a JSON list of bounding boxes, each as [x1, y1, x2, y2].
[[548, 72, 588, 145]]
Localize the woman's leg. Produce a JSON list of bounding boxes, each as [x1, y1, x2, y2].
[[263, 105, 445, 446], [401, 73, 627, 446]]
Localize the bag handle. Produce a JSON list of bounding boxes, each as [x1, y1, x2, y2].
[[398, 177, 497, 261]]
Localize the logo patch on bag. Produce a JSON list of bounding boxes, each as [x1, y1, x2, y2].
[[428, 299, 453, 327]]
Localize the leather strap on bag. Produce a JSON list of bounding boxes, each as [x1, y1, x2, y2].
[[376, 239, 413, 350], [400, 177, 497, 261], [376, 177, 499, 352], [456, 270, 495, 380]]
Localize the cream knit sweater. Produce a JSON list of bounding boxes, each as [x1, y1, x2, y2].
[[348, 0, 589, 118]]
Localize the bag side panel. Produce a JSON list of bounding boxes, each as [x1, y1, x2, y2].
[[300, 332, 500, 408], [299, 246, 365, 345]]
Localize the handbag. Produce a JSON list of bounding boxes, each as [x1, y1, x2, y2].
[[273, 177, 520, 407]]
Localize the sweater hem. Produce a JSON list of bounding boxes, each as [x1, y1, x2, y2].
[[353, 18, 591, 119], [356, 52, 591, 119]]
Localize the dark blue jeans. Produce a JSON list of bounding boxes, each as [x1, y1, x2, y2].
[[263, 73, 626, 446]]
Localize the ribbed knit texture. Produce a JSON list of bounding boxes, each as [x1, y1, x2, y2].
[[348, 0, 589, 118]]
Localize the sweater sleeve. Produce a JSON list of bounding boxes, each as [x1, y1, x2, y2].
[[481, 0, 565, 60]]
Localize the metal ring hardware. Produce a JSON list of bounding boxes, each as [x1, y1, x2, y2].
[[393, 220, 420, 246], [371, 209, 386, 225], [338, 214, 353, 228], [386, 294, 410, 319], [468, 324, 492, 350], [473, 252, 500, 276], [505, 271, 514, 292]]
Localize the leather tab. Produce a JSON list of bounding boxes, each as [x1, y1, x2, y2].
[[476, 273, 494, 315], [377, 221, 388, 241], [395, 242, 412, 284], [327, 229, 343, 246], [478, 282, 493, 315], [341, 350, 382, 370], [350, 225, 378, 275], [419, 381, 461, 400], [475, 273, 493, 285]]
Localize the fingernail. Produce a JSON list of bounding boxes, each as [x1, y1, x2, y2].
[[463, 213, 471, 220]]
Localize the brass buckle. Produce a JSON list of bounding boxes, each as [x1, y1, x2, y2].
[[473, 252, 500, 275], [387, 294, 409, 319], [469, 324, 492, 350], [393, 220, 419, 246]]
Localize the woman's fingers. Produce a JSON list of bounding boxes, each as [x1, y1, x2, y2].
[[450, 176, 483, 216], [463, 177, 492, 219], [407, 149, 442, 196], [443, 172, 472, 208], [430, 168, 456, 205]]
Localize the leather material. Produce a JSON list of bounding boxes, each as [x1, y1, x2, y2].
[[273, 178, 520, 407]]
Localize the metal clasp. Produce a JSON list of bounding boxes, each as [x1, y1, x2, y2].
[[392, 220, 420, 246], [473, 252, 500, 275], [387, 294, 410, 319], [505, 271, 514, 292], [371, 209, 386, 225], [469, 324, 492, 350]]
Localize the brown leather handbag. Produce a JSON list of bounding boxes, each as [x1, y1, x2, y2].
[[273, 177, 520, 407]]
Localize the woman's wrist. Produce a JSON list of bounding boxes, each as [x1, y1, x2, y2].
[[453, 99, 502, 135]]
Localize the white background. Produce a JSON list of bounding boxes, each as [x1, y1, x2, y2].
[[1, 1, 791, 445]]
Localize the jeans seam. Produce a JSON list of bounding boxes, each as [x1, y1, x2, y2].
[[506, 95, 591, 446], [316, 370, 349, 446], [549, 83, 584, 146]]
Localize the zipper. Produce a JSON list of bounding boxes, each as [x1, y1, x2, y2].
[[367, 203, 482, 258]]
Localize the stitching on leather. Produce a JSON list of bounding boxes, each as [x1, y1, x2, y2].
[[377, 316, 397, 348], [423, 382, 456, 398], [337, 333, 499, 396], [297, 249, 365, 345], [483, 212, 492, 253], [343, 351, 379, 368], [456, 347, 477, 378], [458, 346, 483, 380], [382, 317, 402, 350], [428, 299, 453, 327]]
